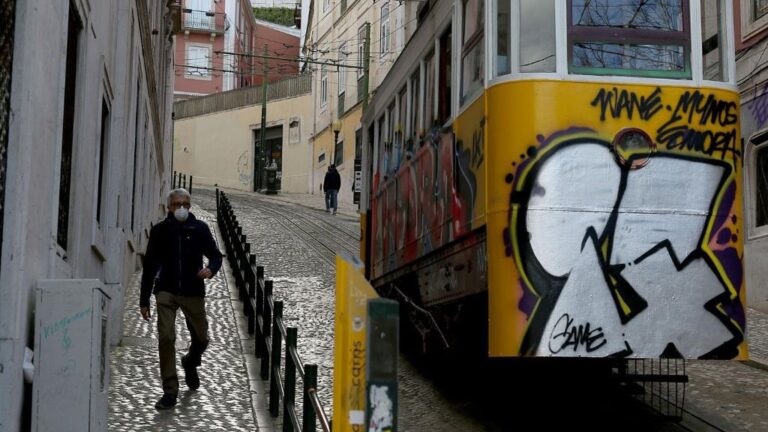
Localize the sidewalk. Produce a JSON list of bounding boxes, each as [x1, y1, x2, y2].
[[108, 206, 275, 431]]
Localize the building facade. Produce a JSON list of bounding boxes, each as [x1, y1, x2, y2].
[[305, 0, 419, 205], [0, 0, 176, 430], [737, 0, 768, 312], [174, 0, 258, 99], [253, 19, 301, 85], [173, 74, 313, 193]]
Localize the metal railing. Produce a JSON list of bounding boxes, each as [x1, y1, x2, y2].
[[173, 73, 312, 120], [173, 171, 193, 193], [217, 189, 332, 432], [181, 8, 228, 34]]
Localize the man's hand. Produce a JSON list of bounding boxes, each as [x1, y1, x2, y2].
[[197, 268, 213, 279], [140, 306, 151, 321]]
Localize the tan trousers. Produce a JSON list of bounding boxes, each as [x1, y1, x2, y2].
[[156, 291, 209, 395]]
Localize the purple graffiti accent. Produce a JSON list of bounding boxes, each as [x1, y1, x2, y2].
[[716, 248, 746, 329], [518, 276, 537, 318], [709, 182, 736, 239], [748, 83, 768, 130], [717, 228, 732, 245]]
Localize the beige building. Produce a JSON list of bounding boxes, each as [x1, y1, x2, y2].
[[173, 75, 313, 193], [305, 0, 420, 205]]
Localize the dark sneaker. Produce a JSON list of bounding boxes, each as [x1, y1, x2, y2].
[[154, 393, 177, 410], [181, 354, 200, 390]]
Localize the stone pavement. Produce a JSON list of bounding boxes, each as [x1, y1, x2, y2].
[[108, 206, 275, 431]]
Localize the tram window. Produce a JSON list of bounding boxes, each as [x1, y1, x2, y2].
[[756, 146, 768, 227], [424, 52, 436, 128], [496, 0, 510, 75], [568, 0, 690, 78], [438, 26, 452, 126], [462, 0, 484, 104], [409, 72, 420, 141], [701, 0, 727, 81], [520, 0, 556, 73]]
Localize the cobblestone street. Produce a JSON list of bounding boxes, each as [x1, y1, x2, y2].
[[107, 186, 768, 431]]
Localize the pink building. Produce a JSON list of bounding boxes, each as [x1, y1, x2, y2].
[[252, 19, 300, 85], [174, 0, 301, 100], [174, 0, 258, 99]]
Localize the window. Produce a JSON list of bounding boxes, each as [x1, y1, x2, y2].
[[701, 0, 727, 81], [568, 0, 690, 78], [185, 44, 211, 79], [496, 0, 511, 75], [321, 65, 328, 107], [339, 42, 347, 95], [58, 5, 83, 250], [757, 0, 768, 20], [424, 52, 436, 127], [358, 25, 366, 78], [131, 76, 141, 231], [323, 0, 330, 13], [96, 99, 110, 225], [319, 152, 326, 163], [438, 26, 452, 125], [380, 4, 390, 56], [756, 145, 768, 228], [520, 0, 556, 73], [409, 71, 420, 139], [335, 140, 344, 166], [461, 0, 484, 104]]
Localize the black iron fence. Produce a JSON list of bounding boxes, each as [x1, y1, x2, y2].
[[217, 189, 331, 432], [173, 171, 193, 193]]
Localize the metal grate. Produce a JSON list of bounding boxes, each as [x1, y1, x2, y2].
[[0, 0, 16, 267], [613, 358, 688, 420]]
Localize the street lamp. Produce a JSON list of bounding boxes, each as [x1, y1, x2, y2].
[[332, 119, 342, 165]]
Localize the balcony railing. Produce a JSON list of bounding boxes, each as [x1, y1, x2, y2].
[[181, 9, 229, 35]]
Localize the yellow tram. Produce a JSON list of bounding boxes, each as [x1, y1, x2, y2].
[[360, 0, 747, 360]]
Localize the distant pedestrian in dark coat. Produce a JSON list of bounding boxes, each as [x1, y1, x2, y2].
[[139, 188, 223, 410], [323, 164, 341, 215]]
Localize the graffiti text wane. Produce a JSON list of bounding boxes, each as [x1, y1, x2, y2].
[[547, 313, 607, 355], [591, 87, 663, 122]]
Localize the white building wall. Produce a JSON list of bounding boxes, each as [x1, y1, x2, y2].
[[0, 0, 175, 430]]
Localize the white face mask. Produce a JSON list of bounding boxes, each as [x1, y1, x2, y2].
[[174, 207, 189, 222]]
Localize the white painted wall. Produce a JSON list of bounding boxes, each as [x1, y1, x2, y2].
[[0, 1, 174, 430]]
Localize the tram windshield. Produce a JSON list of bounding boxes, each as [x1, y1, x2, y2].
[[493, 0, 731, 82], [569, 0, 690, 78]]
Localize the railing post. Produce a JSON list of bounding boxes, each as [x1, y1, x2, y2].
[[261, 280, 273, 380], [303, 364, 317, 432], [248, 254, 257, 335], [284, 327, 298, 432], [243, 242, 251, 315], [173, 171, 177, 188], [269, 301, 284, 417], [189, 175, 193, 194]]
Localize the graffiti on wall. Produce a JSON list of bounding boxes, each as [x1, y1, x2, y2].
[[237, 150, 251, 185], [505, 86, 744, 359]]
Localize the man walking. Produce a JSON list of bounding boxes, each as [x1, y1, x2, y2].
[[323, 164, 341, 215], [139, 188, 223, 410]]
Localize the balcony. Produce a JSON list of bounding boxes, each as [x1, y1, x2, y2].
[[181, 9, 229, 36]]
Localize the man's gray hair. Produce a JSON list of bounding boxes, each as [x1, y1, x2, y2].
[[167, 188, 191, 207]]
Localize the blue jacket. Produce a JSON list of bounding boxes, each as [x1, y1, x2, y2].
[[139, 213, 223, 307]]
